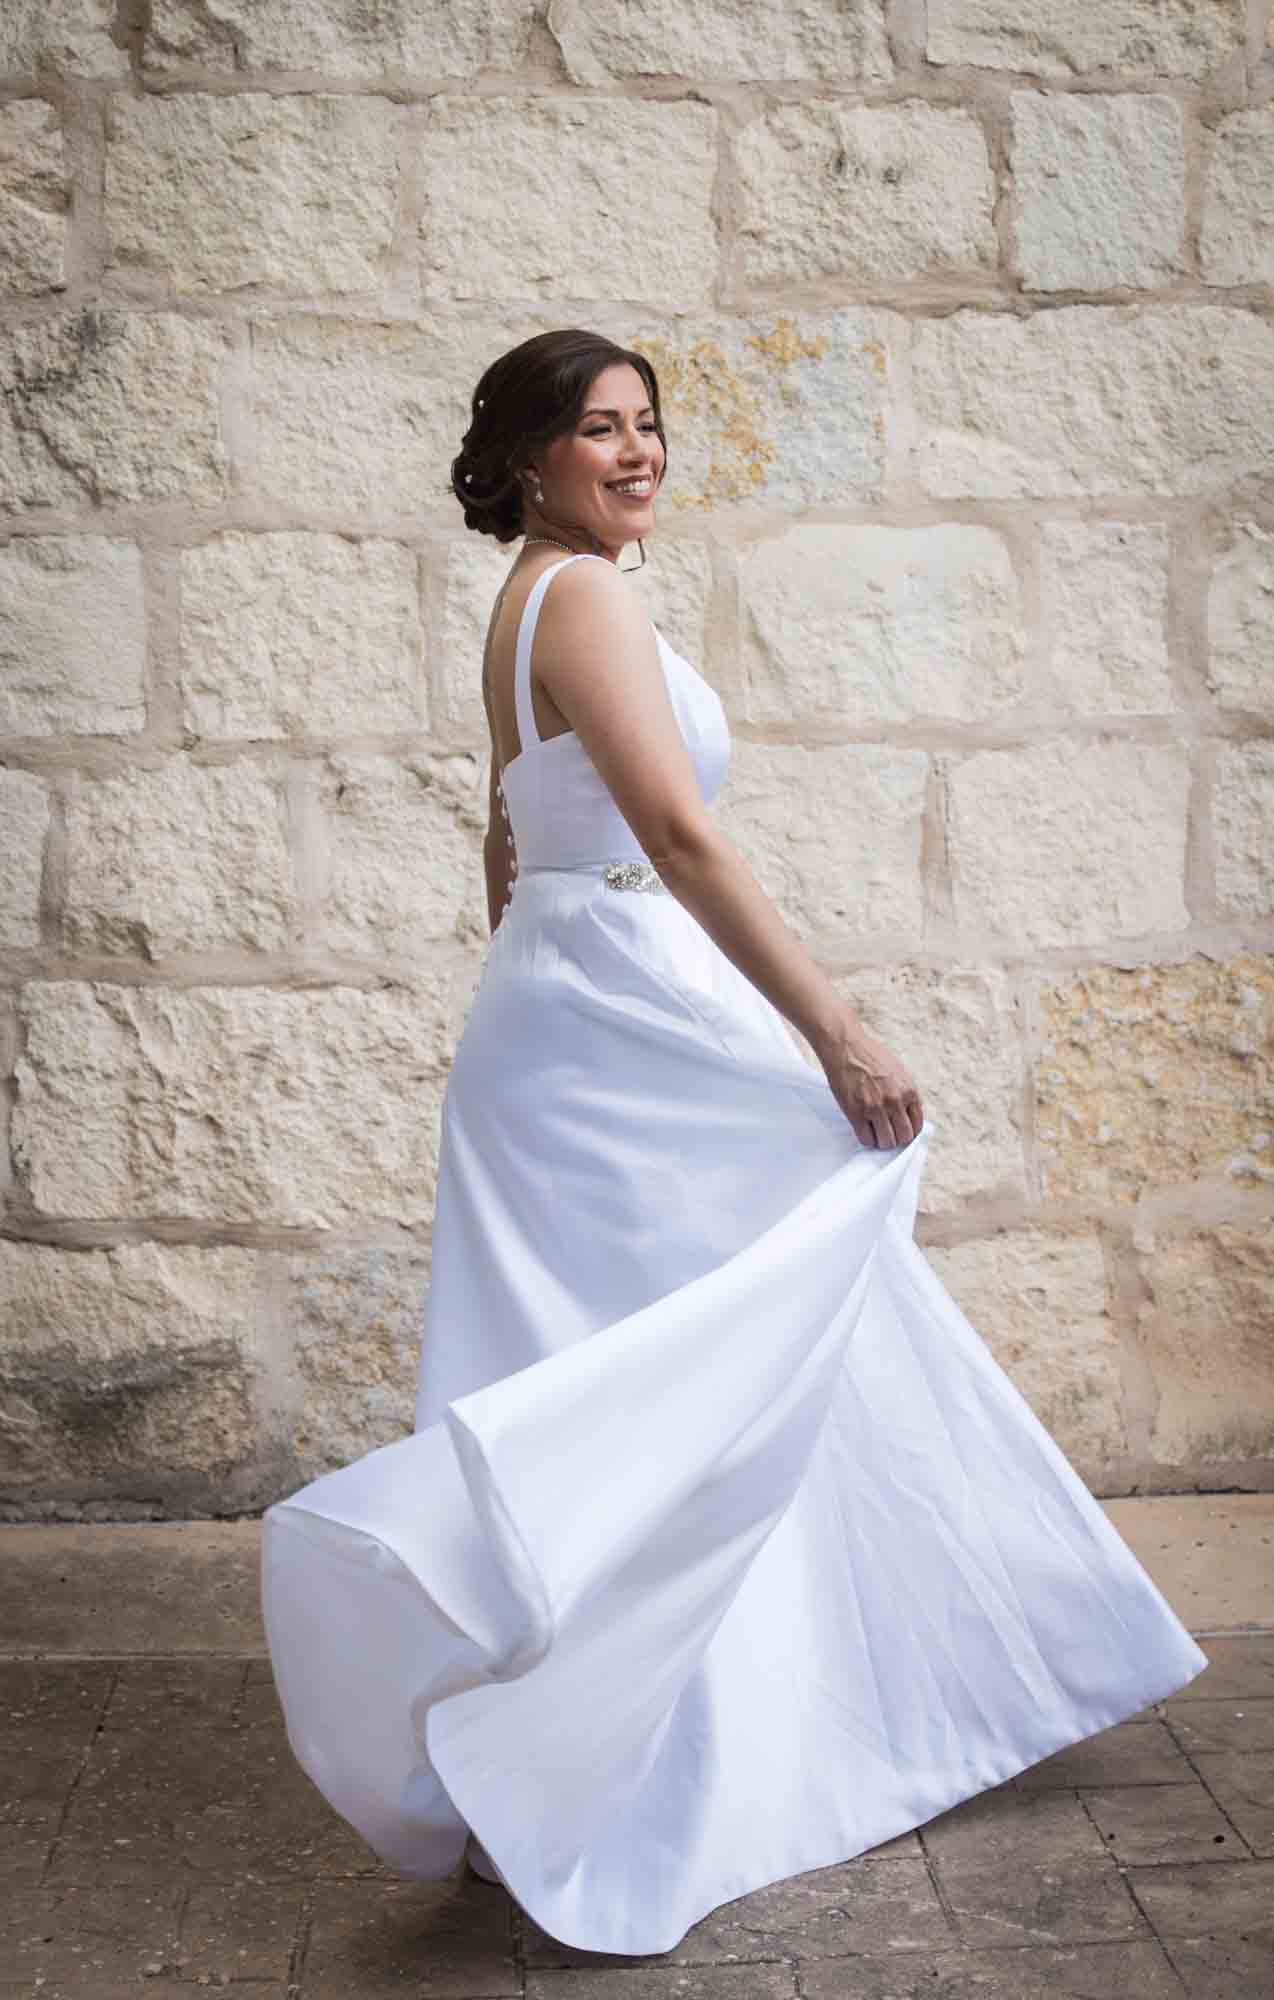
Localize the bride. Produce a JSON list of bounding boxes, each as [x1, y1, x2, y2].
[[463, 332, 923, 1154], [260, 327, 1206, 1957]]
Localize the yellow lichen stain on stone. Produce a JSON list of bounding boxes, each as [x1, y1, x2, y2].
[[861, 338, 887, 380], [633, 334, 774, 508], [1035, 953, 1274, 1206], [745, 317, 829, 372], [637, 321, 833, 510]]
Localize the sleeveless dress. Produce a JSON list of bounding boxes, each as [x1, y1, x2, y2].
[[260, 553, 1206, 1956]]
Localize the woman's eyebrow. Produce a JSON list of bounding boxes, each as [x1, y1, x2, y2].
[[580, 405, 655, 419]]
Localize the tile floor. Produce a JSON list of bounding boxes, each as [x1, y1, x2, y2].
[[3, 1636, 1272, 1997]]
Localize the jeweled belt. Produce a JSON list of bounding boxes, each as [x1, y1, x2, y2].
[[518, 859, 669, 894]]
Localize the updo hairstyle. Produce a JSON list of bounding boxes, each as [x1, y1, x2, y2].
[[450, 328, 668, 544]]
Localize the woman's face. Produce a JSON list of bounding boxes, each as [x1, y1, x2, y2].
[[530, 361, 666, 559]]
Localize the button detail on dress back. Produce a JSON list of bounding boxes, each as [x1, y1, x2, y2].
[[496, 770, 516, 903]]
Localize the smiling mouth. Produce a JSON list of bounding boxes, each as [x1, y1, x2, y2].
[[606, 477, 654, 497]]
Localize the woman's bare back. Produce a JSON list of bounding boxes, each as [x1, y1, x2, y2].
[[481, 555, 581, 777]]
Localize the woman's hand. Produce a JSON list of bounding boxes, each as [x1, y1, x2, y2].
[[810, 1010, 924, 1150]]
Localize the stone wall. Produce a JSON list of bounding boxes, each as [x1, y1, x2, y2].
[[1, 0, 1271, 1517]]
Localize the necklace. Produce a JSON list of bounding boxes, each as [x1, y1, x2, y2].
[[522, 533, 643, 574]]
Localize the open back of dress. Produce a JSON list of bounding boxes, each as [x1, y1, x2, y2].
[[260, 557, 1206, 1956]]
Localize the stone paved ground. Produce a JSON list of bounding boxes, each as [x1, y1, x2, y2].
[[3, 1636, 1272, 1998]]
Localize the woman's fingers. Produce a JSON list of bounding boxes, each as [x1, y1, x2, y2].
[[868, 1110, 896, 1150], [866, 1094, 925, 1149], [824, 1034, 925, 1147], [819, 1023, 927, 1147]]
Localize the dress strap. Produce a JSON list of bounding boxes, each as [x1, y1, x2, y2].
[[513, 554, 597, 760]]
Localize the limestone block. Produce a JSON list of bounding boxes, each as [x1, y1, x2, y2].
[[1134, 1218, 1274, 1467], [0, 99, 68, 295], [736, 102, 996, 287], [1208, 519, 1274, 715], [13, 978, 458, 1225], [0, 1241, 259, 1490], [419, 98, 718, 310], [1202, 107, 1274, 286], [549, 0, 892, 83], [1038, 522, 1176, 715], [288, 1246, 430, 1475], [0, 0, 128, 79], [146, 0, 536, 77], [105, 93, 402, 297], [179, 532, 425, 740], [320, 751, 489, 956], [1035, 955, 1274, 1205], [0, 537, 146, 736], [1012, 93, 1185, 292], [925, 1232, 1128, 1470], [0, 308, 229, 510], [0, 767, 48, 948], [63, 756, 293, 959], [947, 739, 1190, 948], [436, 538, 521, 739], [927, 0, 1243, 78], [244, 314, 496, 521], [737, 523, 1024, 727], [629, 311, 894, 510], [912, 306, 1274, 497], [625, 540, 715, 683], [831, 966, 1026, 1211], [1214, 742, 1274, 920], [717, 742, 927, 948]]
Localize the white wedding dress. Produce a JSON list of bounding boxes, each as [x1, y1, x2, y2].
[[260, 553, 1206, 1955]]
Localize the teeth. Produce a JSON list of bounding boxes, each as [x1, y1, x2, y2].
[[609, 478, 651, 494]]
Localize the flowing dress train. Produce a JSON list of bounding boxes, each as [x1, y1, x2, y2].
[[261, 554, 1206, 1955]]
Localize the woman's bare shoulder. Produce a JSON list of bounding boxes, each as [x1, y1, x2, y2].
[[536, 552, 648, 635]]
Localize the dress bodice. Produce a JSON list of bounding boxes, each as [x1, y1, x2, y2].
[[496, 554, 730, 870]]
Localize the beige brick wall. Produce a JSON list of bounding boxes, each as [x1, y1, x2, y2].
[[1, 0, 1271, 1516]]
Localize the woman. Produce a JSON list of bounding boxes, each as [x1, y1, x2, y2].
[[261, 328, 1206, 1957]]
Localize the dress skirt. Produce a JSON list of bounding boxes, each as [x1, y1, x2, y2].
[[260, 862, 1207, 1955]]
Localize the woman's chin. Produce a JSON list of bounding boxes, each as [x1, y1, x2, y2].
[[610, 507, 655, 539]]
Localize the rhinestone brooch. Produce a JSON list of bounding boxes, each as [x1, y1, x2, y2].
[[603, 860, 667, 894]]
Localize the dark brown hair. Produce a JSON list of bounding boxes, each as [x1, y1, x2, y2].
[[450, 329, 668, 547]]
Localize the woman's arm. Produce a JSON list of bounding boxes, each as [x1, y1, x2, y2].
[[530, 560, 923, 1150], [651, 826, 922, 1149]]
